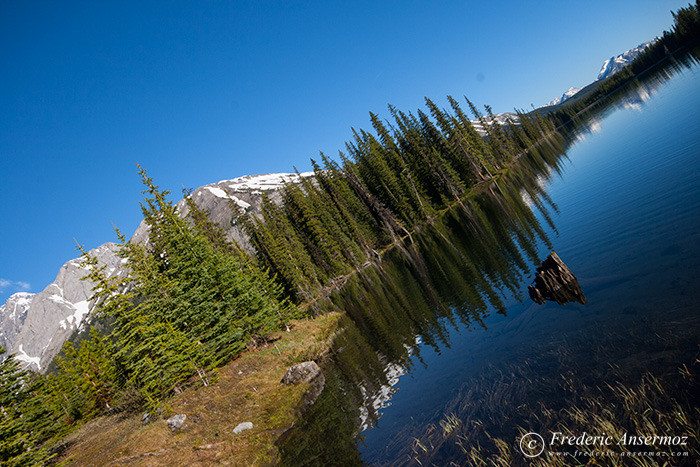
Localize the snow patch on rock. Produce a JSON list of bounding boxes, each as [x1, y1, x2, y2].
[[221, 172, 315, 192], [203, 186, 252, 209], [15, 344, 41, 371], [469, 113, 520, 136]]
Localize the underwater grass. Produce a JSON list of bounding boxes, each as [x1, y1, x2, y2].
[[396, 320, 700, 466]]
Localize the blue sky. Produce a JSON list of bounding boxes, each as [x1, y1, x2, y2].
[[0, 0, 690, 303]]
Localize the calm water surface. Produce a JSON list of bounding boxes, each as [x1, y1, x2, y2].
[[280, 53, 700, 465]]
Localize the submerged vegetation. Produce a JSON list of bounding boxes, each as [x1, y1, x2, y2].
[[405, 346, 700, 465], [1, 2, 700, 465]]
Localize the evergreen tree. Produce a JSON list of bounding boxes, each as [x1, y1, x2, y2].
[[0, 348, 58, 465]]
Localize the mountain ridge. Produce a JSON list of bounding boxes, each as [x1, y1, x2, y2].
[[0, 172, 314, 372], [544, 40, 657, 108]]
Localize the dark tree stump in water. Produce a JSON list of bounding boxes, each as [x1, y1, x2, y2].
[[528, 252, 587, 305]]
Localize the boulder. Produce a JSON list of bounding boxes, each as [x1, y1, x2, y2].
[[281, 361, 326, 411], [281, 361, 322, 385], [166, 414, 187, 432], [528, 252, 587, 305], [233, 422, 253, 434]]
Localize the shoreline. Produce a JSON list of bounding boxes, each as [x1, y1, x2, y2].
[[54, 131, 563, 465]]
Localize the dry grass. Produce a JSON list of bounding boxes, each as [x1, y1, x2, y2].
[[54, 313, 342, 466]]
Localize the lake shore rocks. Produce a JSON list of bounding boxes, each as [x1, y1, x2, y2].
[[281, 361, 322, 385], [281, 361, 326, 411]]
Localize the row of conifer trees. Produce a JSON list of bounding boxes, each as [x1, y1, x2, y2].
[[243, 97, 555, 301]]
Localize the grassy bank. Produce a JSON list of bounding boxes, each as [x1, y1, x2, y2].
[[54, 313, 341, 466]]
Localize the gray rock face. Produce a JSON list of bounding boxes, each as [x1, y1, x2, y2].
[[0, 172, 315, 373], [0, 292, 34, 351], [0, 243, 123, 372], [131, 172, 314, 253]]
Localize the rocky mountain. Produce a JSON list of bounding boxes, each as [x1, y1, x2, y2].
[[469, 112, 520, 136], [131, 171, 314, 253], [0, 49, 653, 371], [546, 86, 582, 107], [0, 243, 123, 371], [0, 292, 34, 354], [545, 40, 657, 107], [597, 40, 657, 80], [0, 172, 314, 372]]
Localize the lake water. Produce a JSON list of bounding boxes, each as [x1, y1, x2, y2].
[[279, 51, 700, 465]]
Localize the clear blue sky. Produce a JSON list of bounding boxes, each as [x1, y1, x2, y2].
[[0, 0, 689, 303]]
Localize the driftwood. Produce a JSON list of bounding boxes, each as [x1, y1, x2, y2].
[[528, 252, 587, 305]]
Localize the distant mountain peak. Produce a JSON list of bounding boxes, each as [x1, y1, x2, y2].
[[597, 40, 657, 81], [547, 87, 582, 107], [0, 243, 122, 371], [544, 39, 657, 108]]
